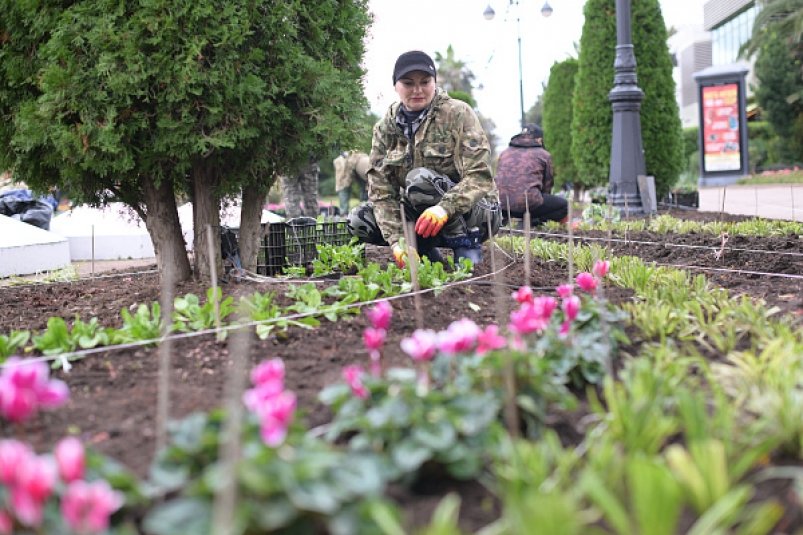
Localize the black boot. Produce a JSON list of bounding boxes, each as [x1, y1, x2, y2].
[[453, 246, 482, 267]]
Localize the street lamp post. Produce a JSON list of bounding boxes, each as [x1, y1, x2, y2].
[[484, 1, 553, 129], [608, 0, 646, 215]]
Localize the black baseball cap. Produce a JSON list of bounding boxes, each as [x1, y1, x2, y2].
[[393, 51, 437, 84]]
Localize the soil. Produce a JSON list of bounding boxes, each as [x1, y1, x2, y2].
[[0, 207, 801, 533]]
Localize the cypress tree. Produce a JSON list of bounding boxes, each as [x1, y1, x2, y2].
[[754, 31, 803, 164], [543, 58, 579, 189], [571, 0, 683, 198]]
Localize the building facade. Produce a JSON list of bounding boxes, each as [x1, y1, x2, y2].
[[670, 0, 757, 128]]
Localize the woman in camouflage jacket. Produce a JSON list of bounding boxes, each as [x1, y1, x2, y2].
[[347, 50, 500, 268]]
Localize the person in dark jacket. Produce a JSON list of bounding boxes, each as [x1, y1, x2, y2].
[[494, 124, 568, 225]]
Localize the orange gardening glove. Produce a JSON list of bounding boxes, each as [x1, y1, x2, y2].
[[391, 241, 418, 269], [414, 206, 448, 239]]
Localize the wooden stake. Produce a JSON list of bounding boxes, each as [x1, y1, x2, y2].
[[155, 261, 175, 456], [91, 225, 95, 278], [487, 212, 518, 438], [567, 200, 575, 284], [400, 205, 423, 330], [206, 225, 223, 342], [211, 316, 251, 535], [505, 195, 513, 233], [792, 185, 797, 222], [523, 196, 531, 286]]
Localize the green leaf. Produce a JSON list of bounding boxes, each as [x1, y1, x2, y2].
[[287, 481, 341, 514], [391, 439, 431, 472], [413, 421, 457, 452], [142, 498, 211, 535]]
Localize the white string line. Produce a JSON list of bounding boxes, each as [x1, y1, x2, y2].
[[1, 258, 517, 371], [506, 228, 803, 258], [654, 262, 803, 280], [0, 268, 160, 291]]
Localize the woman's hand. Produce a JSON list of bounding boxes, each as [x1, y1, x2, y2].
[[415, 206, 448, 238]]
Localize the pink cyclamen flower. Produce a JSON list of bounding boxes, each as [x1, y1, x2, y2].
[[511, 286, 534, 304], [12, 454, 56, 527], [258, 391, 297, 447], [400, 329, 439, 362], [509, 296, 557, 335], [559, 321, 572, 338], [366, 301, 393, 331], [250, 358, 285, 388], [61, 480, 124, 535], [55, 436, 85, 484], [575, 272, 598, 293], [0, 357, 69, 423], [0, 439, 34, 485], [592, 259, 610, 278], [243, 380, 285, 414], [0, 510, 11, 535], [342, 365, 369, 399], [562, 295, 581, 322], [438, 319, 481, 356], [556, 284, 574, 299], [363, 327, 386, 351], [476, 325, 507, 356]]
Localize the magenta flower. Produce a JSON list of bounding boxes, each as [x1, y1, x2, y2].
[[559, 321, 572, 338], [250, 358, 285, 387], [55, 437, 85, 484], [562, 295, 581, 321], [0, 510, 11, 535], [533, 296, 558, 318], [11, 454, 56, 527], [476, 325, 507, 355], [400, 329, 439, 362], [592, 259, 610, 278], [366, 301, 393, 330], [511, 286, 534, 304], [575, 272, 598, 293], [0, 357, 69, 423], [438, 319, 480, 356], [556, 284, 574, 299], [61, 480, 123, 534], [258, 391, 297, 447], [363, 327, 386, 352], [0, 439, 34, 485], [509, 297, 557, 336], [342, 365, 369, 399]]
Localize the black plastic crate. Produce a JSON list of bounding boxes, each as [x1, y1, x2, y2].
[[257, 217, 354, 275]]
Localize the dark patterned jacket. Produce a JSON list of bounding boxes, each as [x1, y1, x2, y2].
[[494, 133, 554, 215]]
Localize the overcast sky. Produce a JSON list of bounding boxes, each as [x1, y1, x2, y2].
[[362, 0, 705, 150]]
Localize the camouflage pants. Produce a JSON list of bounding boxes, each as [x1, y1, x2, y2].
[[347, 167, 500, 251], [281, 163, 319, 218]]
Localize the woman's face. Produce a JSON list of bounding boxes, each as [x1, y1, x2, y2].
[[394, 71, 436, 112]]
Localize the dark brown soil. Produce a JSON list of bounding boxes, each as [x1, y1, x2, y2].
[[0, 207, 800, 532]]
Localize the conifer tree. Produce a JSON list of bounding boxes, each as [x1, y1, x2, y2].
[[571, 0, 683, 197]]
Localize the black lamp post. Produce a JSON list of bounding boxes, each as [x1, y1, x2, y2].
[[484, 1, 554, 128], [608, 0, 646, 214]]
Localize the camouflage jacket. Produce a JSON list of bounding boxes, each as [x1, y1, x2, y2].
[[367, 89, 497, 247], [494, 134, 554, 215], [334, 151, 370, 191]]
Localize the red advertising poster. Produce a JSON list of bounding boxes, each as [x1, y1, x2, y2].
[[701, 84, 741, 172]]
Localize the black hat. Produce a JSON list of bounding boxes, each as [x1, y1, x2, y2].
[[393, 51, 437, 84], [522, 123, 543, 138]]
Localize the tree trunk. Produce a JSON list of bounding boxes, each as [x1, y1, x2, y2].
[[240, 181, 271, 273], [141, 177, 192, 284], [192, 160, 221, 280]]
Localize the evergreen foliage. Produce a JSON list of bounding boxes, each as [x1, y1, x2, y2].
[[0, 1, 371, 279], [753, 31, 803, 164], [571, 0, 683, 197], [542, 58, 579, 189]]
